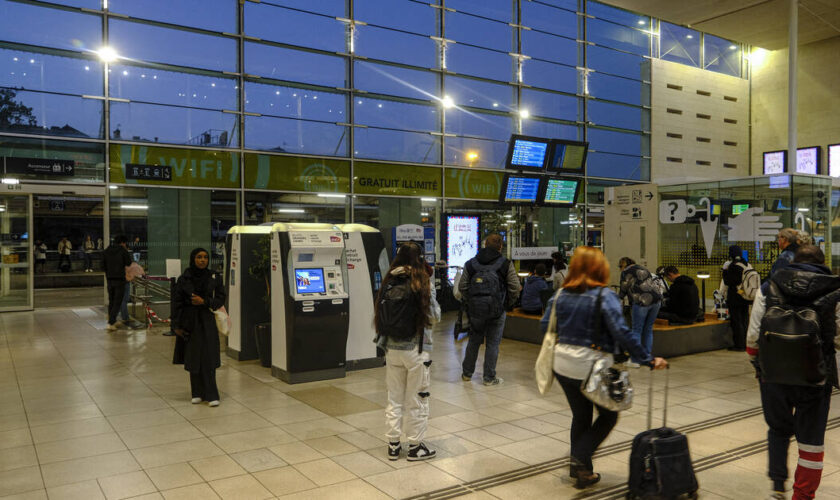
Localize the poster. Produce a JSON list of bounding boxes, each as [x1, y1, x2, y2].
[[446, 215, 479, 282]]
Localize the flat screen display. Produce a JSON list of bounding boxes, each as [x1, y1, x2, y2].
[[796, 146, 821, 174], [547, 140, 588, 174], [501, 175, 541, 203], [769, 175, 790, 189], [828, 144, 840, 178], [505, 135, 550, 170], [295, 268, 325, 294], [763, 150, 787, 175], [732, 204, 749, 215], [446, 215, 479, 282], [542, 178, 580, 206]]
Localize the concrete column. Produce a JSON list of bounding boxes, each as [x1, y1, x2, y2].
[[177, 190, 212, 267], [147, 189, 180, 276], [787, 0, 798, 172]]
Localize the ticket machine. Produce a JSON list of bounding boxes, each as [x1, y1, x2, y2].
[[337, 224, 389, 371], [225, 225, 272, 361], [270, 223, 350, 383]]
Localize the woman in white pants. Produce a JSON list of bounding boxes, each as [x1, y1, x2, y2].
[[375, 242, 440, 461]]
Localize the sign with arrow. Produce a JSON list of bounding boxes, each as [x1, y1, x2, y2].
[[4, 157, 75, 176], [645, 191, 654, 201]]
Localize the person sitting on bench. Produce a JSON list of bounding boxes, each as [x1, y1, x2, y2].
[[521, 263, 550, 315], [658, 266, 701, 325]]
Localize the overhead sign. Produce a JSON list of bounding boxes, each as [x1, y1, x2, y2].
[[354, 161, 441, 197], [288, 231, 344, 248], [511, 247, 555, 260], [110, 144, 239, 188], [244, 154, 351, 193], [395, 224, 424, 242], [125, 163, 172, 181], [5, 157, 75, 176], [445, 168, 503, 200]]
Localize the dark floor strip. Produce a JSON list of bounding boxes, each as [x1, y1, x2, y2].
[[408, 391, 840, 500]]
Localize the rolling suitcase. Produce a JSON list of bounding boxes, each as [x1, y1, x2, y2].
[[627, 368, 698, 500]]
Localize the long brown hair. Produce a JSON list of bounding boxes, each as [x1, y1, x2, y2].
[[562, 246, 610, 293], [374, 242, 432, 336]]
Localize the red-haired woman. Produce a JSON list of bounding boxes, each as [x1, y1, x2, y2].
[[540, 246, 667, 488]]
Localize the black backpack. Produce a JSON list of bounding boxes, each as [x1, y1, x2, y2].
[[758, 281, 827, 386], [376, 275, 422, 349], [467, 257, 508, 327]]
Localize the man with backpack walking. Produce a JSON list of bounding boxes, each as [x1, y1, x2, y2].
[[746, 245, 839, 500], [719, 245, 759, 351], [459, 234, 521, 386]]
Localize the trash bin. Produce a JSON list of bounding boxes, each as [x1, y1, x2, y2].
[[254, 323, 271, 368]]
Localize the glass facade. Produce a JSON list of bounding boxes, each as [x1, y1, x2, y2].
[[0, 0, 747, 263]]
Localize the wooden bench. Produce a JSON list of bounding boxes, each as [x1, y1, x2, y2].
[[502, 310, 732, 357]]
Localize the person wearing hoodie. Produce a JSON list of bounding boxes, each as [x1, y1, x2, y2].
[[459, 233, 521, 386], [746, 245, 840, 500], [102, 235, 132, 331], [521, 263, 550, 315], [374, 242, 440, 461], [719, 245, 752, 351], [658, 266, 700, 324], [770, 228, 800, 279]]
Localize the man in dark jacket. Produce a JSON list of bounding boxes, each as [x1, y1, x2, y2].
[[102, 235, 131, 331], [658, 266, 700, 324], [719, 245, 751, 351], [745, 246, 839, 500], [769, 228, 800, 279], [459, 234, 521, 386]]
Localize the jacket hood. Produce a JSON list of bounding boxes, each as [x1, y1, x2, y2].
[[525, 275, 544, 285], [673, 275, 695, 286], [476, 247, 502, 265], [771, 263, 840, 299]]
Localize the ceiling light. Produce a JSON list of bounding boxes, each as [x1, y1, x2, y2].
[[504, 214, 513, 218], [108, 185, 118, 189], [96, 46, 118, 63], [492, 102, 499, 107], [317, 193, 346, 198], [420, 212, 429, 217], [466, 152, 479, 161], [441, 95, 455, 108], [0, 207, 5, 212], [421, 197, 437, 202], [120, 204, 148, 210], [587, 224, 594, 228], [518, 109, 530, 119], [686, 35, 693, 39], [729, 45, 737, 50], [1, 178, 19, 185], [637, 20, 645, 25], [797, 208, 810, 212], [275, 208, 305, 213]]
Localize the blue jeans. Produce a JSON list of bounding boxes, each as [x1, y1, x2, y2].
[[462, 312, 506, 381], [631, 302, 660, 363]]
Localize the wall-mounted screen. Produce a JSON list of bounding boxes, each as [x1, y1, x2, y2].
[[505, 135, 550, 170], [769, 175, 790, 189], [796, 146, 821, 175], [445, 215, 480, 282], [500, 174, 542, 203], [732, 204, 749, 215], [828, 144, 840, 178], [763, 150, 787, 175], [547, 139, 588, 174], [295, 268, 325, 294], [541, 178, 581, 206]]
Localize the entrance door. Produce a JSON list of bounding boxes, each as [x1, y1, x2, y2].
[[0, 194, 32, 311]]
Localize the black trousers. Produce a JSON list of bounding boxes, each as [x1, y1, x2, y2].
[[728, 300, 749, 349], [556, 373, 619, 471], [58, 254, 70, 270], [190, 368, 220, 401], [760, 382, 831, 488], [106, 280, 126, 325]]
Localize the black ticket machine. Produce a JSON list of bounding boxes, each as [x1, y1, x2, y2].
[[270, 223, 350, 383]]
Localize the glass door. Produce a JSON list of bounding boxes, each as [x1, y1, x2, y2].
[[0, 194, 32, 311]]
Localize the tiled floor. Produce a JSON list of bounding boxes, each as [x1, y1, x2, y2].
[[0, 308, 838, 499]]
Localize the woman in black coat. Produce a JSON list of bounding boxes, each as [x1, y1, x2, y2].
[[172, 248, 225, 406]]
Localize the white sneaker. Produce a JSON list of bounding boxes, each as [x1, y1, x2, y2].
[[106, 323, 117, 331], [208, 400, 220, 407], [191, 397, 202, 404]]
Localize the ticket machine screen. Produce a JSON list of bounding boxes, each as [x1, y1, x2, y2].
[[295, 268, 326, 294]]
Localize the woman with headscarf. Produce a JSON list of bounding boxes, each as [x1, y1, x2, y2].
[[172, 248, 226, 406], [719, 245, 751, 351]]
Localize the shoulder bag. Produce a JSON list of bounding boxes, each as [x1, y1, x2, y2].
[[535, 290, 561, 395], [581, 287, 634, 411], [213, 306, 230, 335]]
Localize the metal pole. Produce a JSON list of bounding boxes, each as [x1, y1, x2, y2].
[[787, 0, 798, 173]]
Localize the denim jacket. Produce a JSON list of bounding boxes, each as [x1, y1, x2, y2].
[[540, 287, 653, 365]]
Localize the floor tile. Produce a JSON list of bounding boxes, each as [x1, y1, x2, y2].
[[131, 438, 225, 469], [293, 457, 356, 486], [330, 451, 393, 477], [97, 471, 157, 500], [0, 465, 44, 497], [192, 412, 272, 437], [45, 480, 105, 500], [281, 417, 356, 440], [267, 441, 325, 465], [0, 427, 32, 450], [229, 448, 287, 473], [365, 462, 461, 498], [303, 435, 359, 457], [0, 445, 37, 472], [208, 474, 272, 500], [107, 409, 186, 432], [30, 417, 112, 444], [41, 450, 141, 488], [189, 455, 247, 482], [431, 449, 528, 482], [274, 478, 391, 500], [210, 426, 296, 455], [35, 432, 126, 464], [0, 489, 48, 500], [161, 483, 220, 500], [145, 463, 203, 491], [286, 386, 382, 417], [118, 422, 203, 450], [252, 466, 316, 497]]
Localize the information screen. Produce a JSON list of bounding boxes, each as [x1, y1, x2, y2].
[[763, 151, 786, 175], [502, 175, 541, 203], [769, 175, 790, 189], [732, 204, 749, 215], [542, 178, 580, 205], [548, 140, 588, 173], [796, 146, 820, 174], [446, 215, 479, 282], [295, 268, 325, 294], [830, 144, 840, 178], [506, 136, 550, 170]]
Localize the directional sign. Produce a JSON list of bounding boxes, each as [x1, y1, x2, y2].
[[125, 163, 173, 181], [4, 157, 75, 176], [645, 191, 654, 201]]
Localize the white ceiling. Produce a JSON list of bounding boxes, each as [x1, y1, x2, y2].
[[597, 0, 840, 49]]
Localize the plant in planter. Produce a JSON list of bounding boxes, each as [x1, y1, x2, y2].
[[248, 234, 272, 367]]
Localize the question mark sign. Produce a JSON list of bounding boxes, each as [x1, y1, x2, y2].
[[668, 201, 679, 222]]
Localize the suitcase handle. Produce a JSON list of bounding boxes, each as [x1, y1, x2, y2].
[[646, 365, 669, 430]]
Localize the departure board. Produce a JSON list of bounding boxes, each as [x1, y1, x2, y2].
[[548, 140, 588, 173], [502, 175, 541, 203], [505, 135, 550, 170], [543, 178, 579, 205]]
